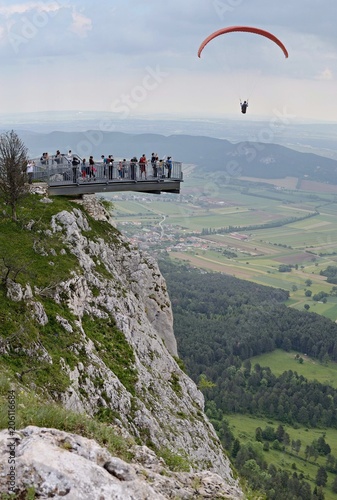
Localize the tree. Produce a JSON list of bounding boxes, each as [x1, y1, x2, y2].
[[315, 466, 327, 487], [316, 436, 331, 456], [332, 475, 337, 494], [263, 441, 269, 451], [198, 373, 216, 391], [262, 426, 276, 441], [305, 445, 313, 460], [305, 279, 312, 286], [283, 432, 290, 447], [305, 289, 312, 297], [312, 486, 325, 500], [272, 439, 282, 450], [275, 424, 285, 442], [0, 130, 29, 220], [325, 453, 337, 473], [242, 359, 251, 376], [279, 264, 292, 272], [255, 427, 263, 442], [313, 291, 329, 302], [231, 438, 241, 458]]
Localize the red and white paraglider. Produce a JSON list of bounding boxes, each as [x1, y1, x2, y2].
[[198, 26, 288, 59], [197, 26, 288, 113]]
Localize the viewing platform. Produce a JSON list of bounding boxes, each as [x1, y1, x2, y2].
[[31, 155, 183, 196]]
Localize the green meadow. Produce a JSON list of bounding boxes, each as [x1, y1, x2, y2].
[[249, 349, 337, 389], [224, 348, 337, 497], [225, 413, 337, 500]]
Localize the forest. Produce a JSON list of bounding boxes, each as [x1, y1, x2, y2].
[[159, 260, 337, 367], [159, 259, 337, 499]]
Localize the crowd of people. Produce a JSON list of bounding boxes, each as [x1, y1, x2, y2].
[[34, 150, 174, 183]]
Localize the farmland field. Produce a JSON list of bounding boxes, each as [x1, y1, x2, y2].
[[106, 173, 337, 320]]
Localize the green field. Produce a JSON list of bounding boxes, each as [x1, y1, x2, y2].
[[225, 413, 337, 500], [223, 349, 337, 498], [250, 349, 337, 389]]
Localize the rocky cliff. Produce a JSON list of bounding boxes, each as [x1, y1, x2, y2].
[[0, 192, 243, 499]]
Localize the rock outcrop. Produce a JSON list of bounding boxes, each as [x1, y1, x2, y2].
[[0, 426, 241, 499]]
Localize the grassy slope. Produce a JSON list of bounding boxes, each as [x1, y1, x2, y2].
[[0, 193, 134, 405], [0, 195, 83, 392]]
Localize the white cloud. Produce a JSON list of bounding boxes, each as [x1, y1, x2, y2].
[[69, 9, 92, 38], [0, 1, 62, 17]]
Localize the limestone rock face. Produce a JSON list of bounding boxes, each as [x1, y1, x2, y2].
[[0, 427, 164, 500], [0, 195, 243, 498], [0, 427, 241, 499]]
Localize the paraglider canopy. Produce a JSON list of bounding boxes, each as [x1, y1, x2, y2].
[[198, 26, 288, 59]]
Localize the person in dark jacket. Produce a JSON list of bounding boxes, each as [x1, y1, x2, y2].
[[72, 156, 80, 183], [130, 157, 137, 180], [166, 156, 172, 178], [240, 100, 248, 114]]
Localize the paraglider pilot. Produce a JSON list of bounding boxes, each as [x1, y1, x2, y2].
[[240, 100, 248, 114]]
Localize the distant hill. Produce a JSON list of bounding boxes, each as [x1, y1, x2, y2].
[[20, 129, 337, 185]]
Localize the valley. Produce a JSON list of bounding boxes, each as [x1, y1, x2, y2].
[[105, 170, 337, 321]]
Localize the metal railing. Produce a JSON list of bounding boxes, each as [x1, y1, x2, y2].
[[30, 155, 183, 186]]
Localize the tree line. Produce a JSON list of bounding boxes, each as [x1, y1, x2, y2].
[[209, 363, 337, 428], [201, 211, 318, 236]]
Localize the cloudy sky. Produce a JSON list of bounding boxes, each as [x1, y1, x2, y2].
[[0, 0, 336, 122]]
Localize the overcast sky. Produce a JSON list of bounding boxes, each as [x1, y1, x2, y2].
[[0, 0, 336, 122]]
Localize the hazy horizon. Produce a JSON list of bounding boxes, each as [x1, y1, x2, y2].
[[1, 109, 337, 127], [1, 110, 337, 161]]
